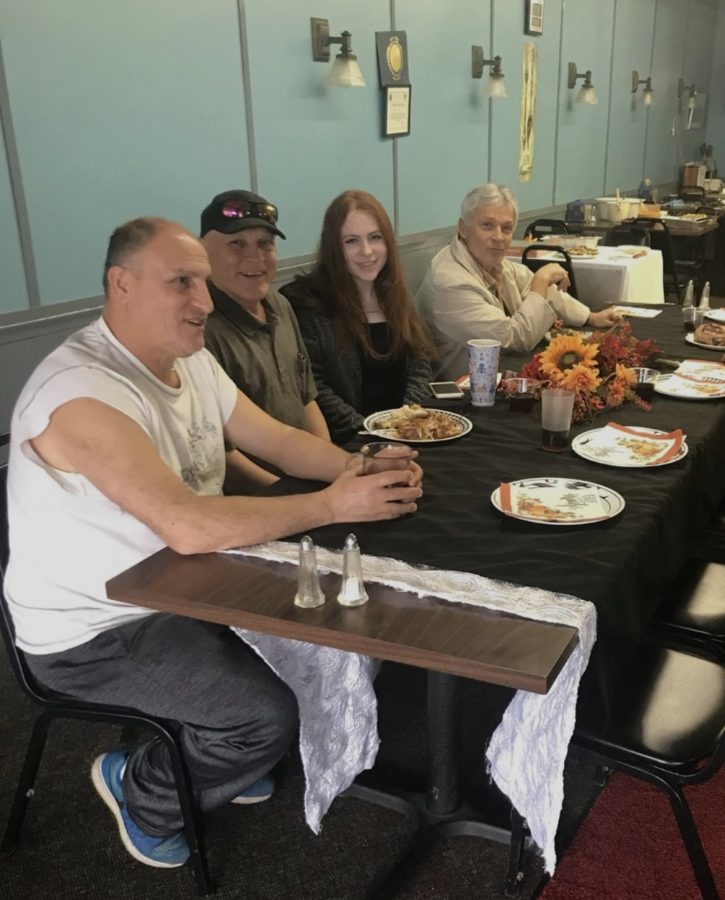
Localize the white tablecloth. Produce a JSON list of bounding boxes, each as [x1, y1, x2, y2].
[[509, 244, 665, 306], [225, 542, 596, 874], [569, 247, 664, 306]]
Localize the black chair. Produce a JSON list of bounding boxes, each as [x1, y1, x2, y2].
[[0, 459, 215, 895], [508, 643, 725, 899], [629, 217, 685, 302], [522, 218, 569, 241], [680, 185, 706, 204], [521, 244, 579, 299], [602, 224, 651, 247], [651, 559, 725, 662]]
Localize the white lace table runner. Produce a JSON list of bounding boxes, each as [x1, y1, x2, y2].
[[225, 541, 596, 873]]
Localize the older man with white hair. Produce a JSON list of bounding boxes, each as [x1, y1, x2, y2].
[[415, 183, 619, 378]]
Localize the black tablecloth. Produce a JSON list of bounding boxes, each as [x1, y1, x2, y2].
[[276, 306, 725, 718]]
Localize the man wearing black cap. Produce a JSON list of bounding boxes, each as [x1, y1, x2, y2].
[[201, 190, 330, 447]]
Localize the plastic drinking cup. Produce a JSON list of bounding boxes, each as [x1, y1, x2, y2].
[[468, 339, 501, 407]]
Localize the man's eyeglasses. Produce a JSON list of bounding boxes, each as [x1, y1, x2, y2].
[[220, 200, 279, 226]]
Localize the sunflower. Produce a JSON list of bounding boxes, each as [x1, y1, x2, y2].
[[556, 363, 602, 393], [539, 334, 599, 380]]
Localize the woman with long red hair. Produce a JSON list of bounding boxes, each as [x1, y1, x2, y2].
[[282, 190, 434, 444]]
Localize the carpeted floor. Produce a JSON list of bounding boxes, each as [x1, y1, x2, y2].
[[539, 768, 725, 900], [0, 650, 605, 900]]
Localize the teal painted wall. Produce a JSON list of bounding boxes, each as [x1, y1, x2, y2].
[[1, 0, 251, 306], [0, 0, 723, 323], [604, 0, 657, 195], [395, 0, 491, 234], [0, 117, 26, 314]]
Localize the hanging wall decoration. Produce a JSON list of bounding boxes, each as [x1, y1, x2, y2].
[[518, 43, 537, 181]]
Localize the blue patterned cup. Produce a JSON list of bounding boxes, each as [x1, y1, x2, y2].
[[467, 339, 501, 407]]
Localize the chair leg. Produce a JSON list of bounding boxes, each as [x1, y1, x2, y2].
[[505, 808, 527, 896], [2, 712, 53, 851], [162, 733, 216, 896], [662, 779, 719, 900]]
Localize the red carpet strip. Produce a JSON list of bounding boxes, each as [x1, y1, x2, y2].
[[539, 770, 725, 900]]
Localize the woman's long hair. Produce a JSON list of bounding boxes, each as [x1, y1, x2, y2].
[[298, 190, 434, 361]]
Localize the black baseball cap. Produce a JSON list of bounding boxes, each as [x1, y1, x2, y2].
[[200, 189, 286, 239]]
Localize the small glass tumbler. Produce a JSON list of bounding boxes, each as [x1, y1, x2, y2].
[[630, 367, 659, 402], [506, 377, 537, 413], [541, 388, 575, 452], [682, 307, 704, 333], [358, 442, 413, 477]]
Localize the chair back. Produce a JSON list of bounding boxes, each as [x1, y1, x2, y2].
[[679, 185, 706, 203], [522, 218, 569, 240], [603, 224, 651, 247], [521, 244, 579, 299]]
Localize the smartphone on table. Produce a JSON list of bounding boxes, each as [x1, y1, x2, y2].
[[428, 381, 465, 400]]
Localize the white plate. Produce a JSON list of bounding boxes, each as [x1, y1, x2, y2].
[[363, 408, 473, 443], [572, 426, 688, 468], [685, 333, 725, 351], [654, 373, 725, 400], [491, 477, 625, 526], [705, 308, 725, 323]]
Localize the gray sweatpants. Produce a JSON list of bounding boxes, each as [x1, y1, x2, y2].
[[25, 613, 299, 836]]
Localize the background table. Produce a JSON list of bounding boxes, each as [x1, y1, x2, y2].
[[507, 243, 664, 306]]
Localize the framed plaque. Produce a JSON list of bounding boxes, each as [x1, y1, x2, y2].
[[375, 31, 409, 87], [384, 86, 411, 138], [525, 0, 544, 35]]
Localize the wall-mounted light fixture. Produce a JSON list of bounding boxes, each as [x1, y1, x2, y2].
[[631, 71, 654, 106], [311, 17, 366, 87], [472, 46, 507, 98], [678, 78, 697, 110], [567, 62, 598, 105]]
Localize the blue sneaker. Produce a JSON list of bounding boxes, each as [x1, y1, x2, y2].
[[230, 774, 275, 805], [91, 751, 189, 869]]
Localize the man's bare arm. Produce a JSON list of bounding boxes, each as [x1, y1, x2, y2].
[[32, 398, 421, 555]]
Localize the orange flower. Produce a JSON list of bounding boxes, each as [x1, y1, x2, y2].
[[557, 364, 602, 393], [540, 334, 599, 380], [616, 363, 637, 387]]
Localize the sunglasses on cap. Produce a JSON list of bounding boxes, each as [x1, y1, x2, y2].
[[220, 200, 279, 226]]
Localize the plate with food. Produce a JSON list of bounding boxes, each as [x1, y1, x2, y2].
[[491, 477, 625, 526], [705, 308, 725, 324], [363, 405, 472, 442], [571, 425, 687, 468], [686, 321, 725, 350], [654, 373, 725, 400]]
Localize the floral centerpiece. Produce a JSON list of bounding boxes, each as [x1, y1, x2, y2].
[[515, 320, 660, 423]]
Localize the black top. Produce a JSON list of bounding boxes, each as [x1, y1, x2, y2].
[[359, 323, 408, 415]]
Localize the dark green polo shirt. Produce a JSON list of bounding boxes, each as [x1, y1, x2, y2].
[[204, 283, 317, 430]]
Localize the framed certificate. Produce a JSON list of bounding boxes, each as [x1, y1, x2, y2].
[[525, 0, 544, 35], [384, 85, 411, 138]]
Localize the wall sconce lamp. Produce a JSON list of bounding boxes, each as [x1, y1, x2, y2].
[[471, 46, 507, 98], [631, 71, 654, 106], [310, 17, 366, 87], [678, 78, 697, 110], [567, 62, 598, 105]]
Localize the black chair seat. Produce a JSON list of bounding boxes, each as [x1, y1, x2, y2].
[[0, 459, 214, 895], [568, 644, 725, 899], [652, 560, 725, 661], [575, 645, 725, 767]]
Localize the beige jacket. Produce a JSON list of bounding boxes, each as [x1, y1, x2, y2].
[[415, 235, 590, 379]]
